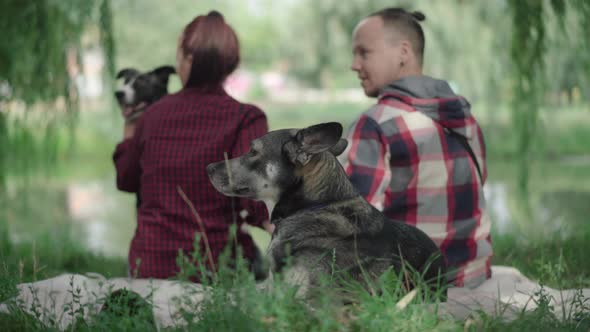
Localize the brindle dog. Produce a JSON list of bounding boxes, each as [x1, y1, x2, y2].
[[207, 122, 447, 299]]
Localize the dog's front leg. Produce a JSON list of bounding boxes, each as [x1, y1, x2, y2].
[[256, 271, 275, 293], [255, 265, 311, 299], [282, 261, 315, 299]]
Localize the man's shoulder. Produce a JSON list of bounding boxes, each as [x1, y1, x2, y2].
[[351, 102, 423, 133], [348, 102, 439, 143], [358, 102, 414, 125]]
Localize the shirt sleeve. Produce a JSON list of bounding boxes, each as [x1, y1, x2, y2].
[[112, 119, 144, 193], [231, 106, 270, 228], [340, 115, 391, 211]]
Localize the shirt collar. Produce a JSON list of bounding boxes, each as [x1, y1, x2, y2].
[[179, 84, 227, 96]]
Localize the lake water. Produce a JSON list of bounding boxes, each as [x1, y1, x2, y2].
[[4, 160, 589, 258]]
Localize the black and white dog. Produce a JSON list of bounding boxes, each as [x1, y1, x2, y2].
[[115, 65, 175, 208], [115, 65, 176, 122], [207, 122, 447, 300]]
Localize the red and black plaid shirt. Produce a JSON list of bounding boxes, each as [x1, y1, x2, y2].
[[339, 76, 492, 288], [113, 86, 268, 280]]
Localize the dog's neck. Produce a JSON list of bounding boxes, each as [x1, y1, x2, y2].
[[271, 153, 359, 222]]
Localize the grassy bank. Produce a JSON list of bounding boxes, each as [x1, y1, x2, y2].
[[1, 219, 589, 331]]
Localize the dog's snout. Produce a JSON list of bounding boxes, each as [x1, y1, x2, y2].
[[115, 91, 125, 100]]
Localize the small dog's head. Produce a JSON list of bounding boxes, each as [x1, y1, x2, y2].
[[115, 65, 175, 116], [207, 122, 348, 205]]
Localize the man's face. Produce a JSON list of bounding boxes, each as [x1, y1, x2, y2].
[[351, 17, 404, 98]]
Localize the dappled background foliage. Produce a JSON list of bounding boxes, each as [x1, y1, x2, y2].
[[2, 1, 588, 180], [0, 0, 114, 105], [0, 0, 114, 184]]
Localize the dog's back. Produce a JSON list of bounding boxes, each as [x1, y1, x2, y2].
[[268, 195, 446, 298]]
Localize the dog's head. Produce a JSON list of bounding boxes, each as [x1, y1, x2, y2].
[[115, 65, 175, 110], [207, 122, 348, 206]]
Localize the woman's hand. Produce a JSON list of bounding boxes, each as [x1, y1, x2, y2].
[[123, 121, 137, 139], [120, 102, 147, 139], [262, 219, 275, 234]]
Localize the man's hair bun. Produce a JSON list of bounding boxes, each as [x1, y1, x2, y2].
[[411, 11, 426, 21]]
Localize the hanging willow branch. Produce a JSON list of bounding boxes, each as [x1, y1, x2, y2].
[[0, 0, 114, 107], [502, 0, 590, 235], [506, 0, 590, 194], [100, 0, 116, 81], [572, 0, 590, 81], [507, 0, 547, 194], [0, 0, 115, 184]]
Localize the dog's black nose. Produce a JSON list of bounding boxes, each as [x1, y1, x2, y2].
[[115, 91, 125, 100]]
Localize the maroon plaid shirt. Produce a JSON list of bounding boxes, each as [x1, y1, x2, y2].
[[113, 86, 268, 280]]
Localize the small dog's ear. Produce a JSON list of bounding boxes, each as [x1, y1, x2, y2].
[[152, 66, 176, 83], [329, 138, 348, 156], [116, 68, 139, 80], [285, 122, 343, 165]]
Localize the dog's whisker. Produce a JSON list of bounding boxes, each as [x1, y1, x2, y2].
[[223, 152, 234, 188]]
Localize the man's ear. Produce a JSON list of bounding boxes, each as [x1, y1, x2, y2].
[[399, 40, 413, 65], [284, 122, 343, 165], [152, 66, 176, 85], [116, 68, 139, 80], [329, 139, 348, 156]]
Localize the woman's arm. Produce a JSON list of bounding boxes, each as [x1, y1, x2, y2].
[[231, 106, 270, 230], [112, 107, 146, 193]]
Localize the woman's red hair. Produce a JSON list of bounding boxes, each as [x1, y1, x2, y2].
[[181, 11, 239, 89]]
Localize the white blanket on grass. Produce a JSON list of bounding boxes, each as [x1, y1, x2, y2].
[[1, 266, 588, 330]]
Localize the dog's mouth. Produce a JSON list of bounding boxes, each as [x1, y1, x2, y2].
[[232, 186, 250, 195], [207, 162, 255, 198], [209, 175, 251, 197], [118, 101, 149, 120], [217, 185, 251, 198]]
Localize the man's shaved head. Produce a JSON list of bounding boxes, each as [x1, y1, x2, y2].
[[368, 8, 426, 66]]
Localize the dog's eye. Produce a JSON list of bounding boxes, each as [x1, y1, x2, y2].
[[249, 149, 258, 157]]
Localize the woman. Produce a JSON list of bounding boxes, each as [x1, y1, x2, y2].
[[113, 11, 269, 281]]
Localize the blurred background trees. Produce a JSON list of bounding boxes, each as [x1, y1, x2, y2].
[[4, 0, 588, 109], [0, 0, 114, 185], [3, 0, 589, 187], [1, 0, 589, 258]]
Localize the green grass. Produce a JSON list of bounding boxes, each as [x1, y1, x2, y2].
[[0, 224, 127, 301], [492, 231, 590, 289], [0, 217, 589, 331]]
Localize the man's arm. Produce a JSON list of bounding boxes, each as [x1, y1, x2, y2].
[[340, 115, 391, 211]]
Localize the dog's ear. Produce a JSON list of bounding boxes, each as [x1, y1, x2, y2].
[[284, 122, 343, 165], [116, 68, 139, 80], [152, 66, 176, 84], [329, 139, 348, 156]]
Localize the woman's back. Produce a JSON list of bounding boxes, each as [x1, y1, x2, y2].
[[115, 86, 268, 279], [114, 10, 270, 280]]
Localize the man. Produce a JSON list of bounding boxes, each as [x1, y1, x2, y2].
[[339, 7, 492, 288]]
